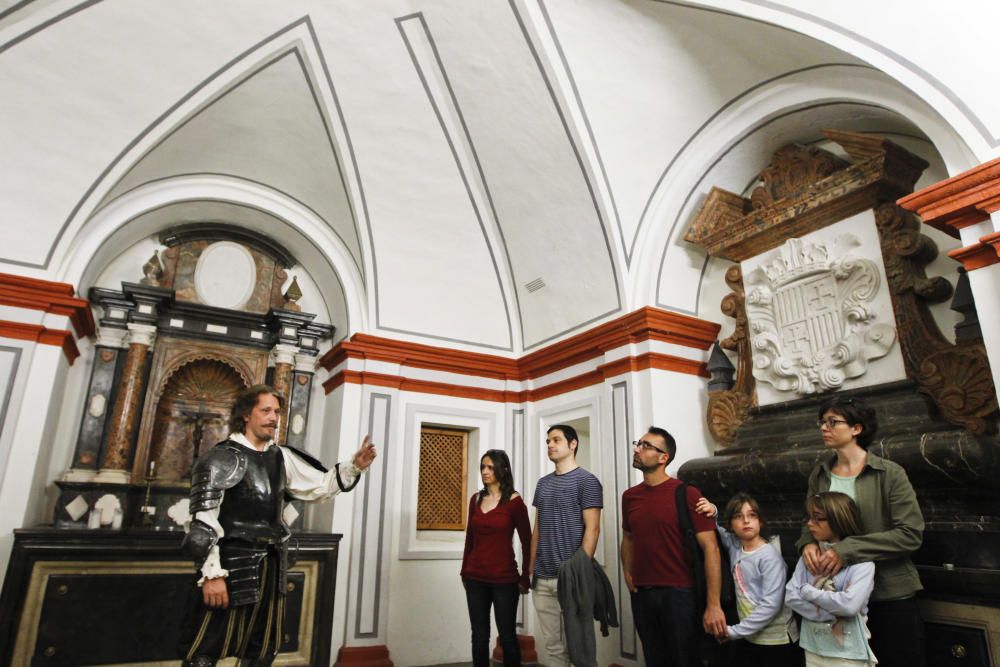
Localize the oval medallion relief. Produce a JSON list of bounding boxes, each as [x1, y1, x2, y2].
[[194, 242, 257, 310]]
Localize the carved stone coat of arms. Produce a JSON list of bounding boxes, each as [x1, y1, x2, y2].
[[744, 234, 896, 395]]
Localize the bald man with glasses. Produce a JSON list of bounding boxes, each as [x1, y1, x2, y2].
[[620, 426, 726, 666]]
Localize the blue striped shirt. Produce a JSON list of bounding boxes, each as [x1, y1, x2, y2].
[[532, 467, 603, 578]]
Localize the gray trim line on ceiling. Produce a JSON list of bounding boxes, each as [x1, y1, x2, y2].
[[535, 0, 626, 264], [394, 12, 515, 352], [647, 0, 995, 148], [508, 0, 625, 312], [86, 194, 352, 340], [653, 100, 901, 318], [2, 0, 995, 150], [86, 39, 364, 280], [3, 15, 374, 286], [300, 18, 377, 334], [0, 0, 102, 53], [95, 167, 362, 281], [635, 62, 873, 255]]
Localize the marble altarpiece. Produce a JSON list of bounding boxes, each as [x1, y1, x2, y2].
[[0, 227, 343, 666]]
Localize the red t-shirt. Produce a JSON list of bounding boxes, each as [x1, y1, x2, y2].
[[622, 478, 715, 588], [461, 494, 531, 588]]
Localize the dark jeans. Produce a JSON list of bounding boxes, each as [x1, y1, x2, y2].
[[731, 639, 803, 667], [631, 586, 700, 667], [867, 597, 925, 667], [464, 579, 521, 667]]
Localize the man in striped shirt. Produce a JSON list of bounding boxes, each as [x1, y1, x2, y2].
[[528, 424, 603, 667]]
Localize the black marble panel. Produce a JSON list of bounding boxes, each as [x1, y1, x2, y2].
[[71, 346, 122, 470], [0, 529, 340, 666], [925, 622, 991, 666], [285, 370, 313, 450], [679, 380, 1000, 609]]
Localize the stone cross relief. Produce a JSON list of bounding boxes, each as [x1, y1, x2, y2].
[[744, 234, 897, 395]]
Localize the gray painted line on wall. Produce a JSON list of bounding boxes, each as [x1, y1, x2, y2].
[[512, 407, 525, 629], [646, 0, 995, 148], [301, 18, 379, 338], [0, 0, 102, 53], [2, 16, 317, 269], [395, 13, 516, 352], [636, 62, 872, 256], [520, 304, 621, 351], [0, 346, 23, 484], [291, 46, 364, 279], [86, 193, 351, 339], [654, 101, 897, 317], [95, 168, 363, 280], [507, 0, 625, 312], [742, 0, 997, 148], [355, 392, 392, 638], [0, 0, 36, 22], [535, 0, 626, 263], [611, 380, 636, 659]]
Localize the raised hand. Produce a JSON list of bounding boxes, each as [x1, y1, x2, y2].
[[353, 435, 377, 471]]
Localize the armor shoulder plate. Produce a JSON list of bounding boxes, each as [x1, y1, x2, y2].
[[190, 441, 247, 514], [282, 445, 328, 473]]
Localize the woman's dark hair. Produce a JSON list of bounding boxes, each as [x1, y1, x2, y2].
[[228, 384, 285, 433], [806, 491, 864, 541], [818, 396, 878, 449], [721, 492, 769, 539], [479, 449, 516, 505]]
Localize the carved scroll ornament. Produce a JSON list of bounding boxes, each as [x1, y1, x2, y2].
[[706, 266, 756, 447], [745, 235, 896, 395]]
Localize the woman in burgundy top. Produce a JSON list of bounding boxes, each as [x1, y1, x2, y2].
[[461, 449, 531, 667]]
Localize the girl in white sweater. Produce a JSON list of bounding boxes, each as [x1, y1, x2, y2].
[[786, 492, 877, 667]]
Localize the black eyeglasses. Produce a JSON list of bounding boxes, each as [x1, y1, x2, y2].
[[816, 418, 850, 429], [632, 440, 668, 454]]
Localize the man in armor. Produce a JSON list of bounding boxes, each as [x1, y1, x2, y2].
[[178, 384, 377, 666]]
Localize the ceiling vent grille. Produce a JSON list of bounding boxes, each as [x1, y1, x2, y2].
[[525, 278, 546, 293]]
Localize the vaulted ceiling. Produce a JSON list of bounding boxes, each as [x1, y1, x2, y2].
[[0, 0, 977, 352]]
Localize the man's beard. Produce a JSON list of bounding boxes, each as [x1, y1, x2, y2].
[[631, 457, 658, 472]]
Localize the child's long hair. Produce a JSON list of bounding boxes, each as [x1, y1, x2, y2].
[[806, 492, 864, 540], [721, 492, 770, 539], [478, 449, 516, 505]]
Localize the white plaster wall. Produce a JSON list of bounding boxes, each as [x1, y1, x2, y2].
[[0, 342, 69, 577], [383, 392, 509, 666]]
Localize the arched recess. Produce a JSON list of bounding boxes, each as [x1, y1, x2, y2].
[[628, 64, 976, 316], [149, 357, 248, 481], [55, 174, 368, 337]]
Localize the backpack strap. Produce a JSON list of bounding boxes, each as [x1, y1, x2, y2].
[[675, 481, 707, 612]]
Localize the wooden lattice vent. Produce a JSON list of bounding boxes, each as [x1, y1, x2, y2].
[[417, 427, 469, 531]]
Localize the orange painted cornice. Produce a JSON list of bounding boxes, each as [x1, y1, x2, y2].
[[897, 157, 1000, 238], [320, 307, 720, 401], [0, 273, 95, 338], [0, 321, 79, 364]]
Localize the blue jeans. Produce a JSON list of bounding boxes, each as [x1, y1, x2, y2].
[[631, 586, 700, 667], [464, 579, 521, 667]]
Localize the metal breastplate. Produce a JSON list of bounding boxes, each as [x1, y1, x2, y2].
[[216, 443, 288, 545]]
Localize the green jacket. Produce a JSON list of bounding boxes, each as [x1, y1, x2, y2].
[[796, 452, 924, 601]]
